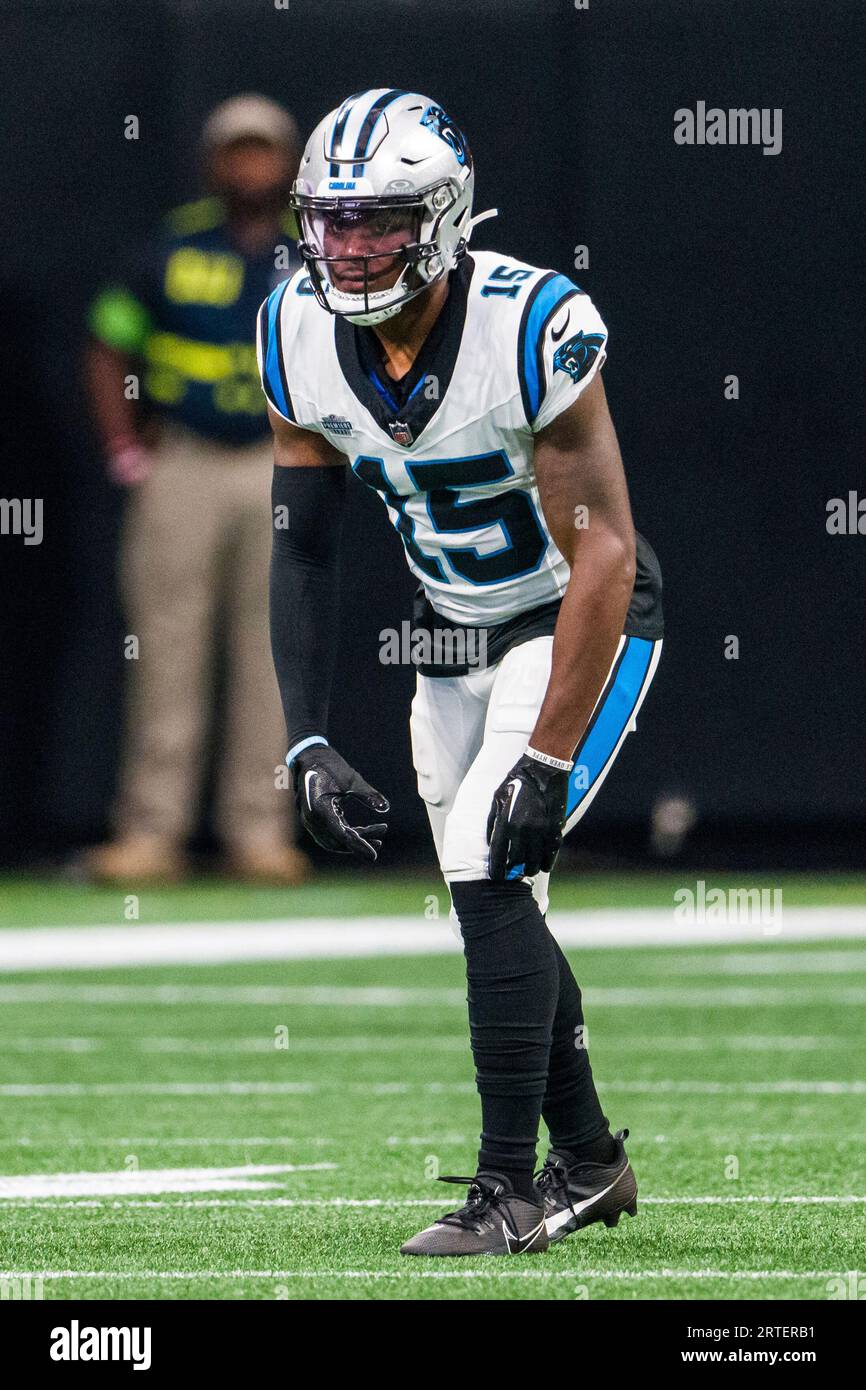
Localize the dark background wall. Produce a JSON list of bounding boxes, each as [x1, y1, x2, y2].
[[1, 0, 863, 867]]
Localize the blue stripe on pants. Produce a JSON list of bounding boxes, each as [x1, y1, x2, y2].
[[566, 636, 655, 819]]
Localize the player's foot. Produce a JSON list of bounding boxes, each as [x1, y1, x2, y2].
[[224, 842, 312, 885], [536, 1128, 637, 1244], [84, 835, 188, 885], [400, 1172, 548, 1257]]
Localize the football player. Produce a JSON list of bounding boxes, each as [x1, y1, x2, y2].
[[258, 90, 663, 1256]]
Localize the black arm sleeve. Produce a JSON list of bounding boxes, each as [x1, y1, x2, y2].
[[269, 462, 347, 751]]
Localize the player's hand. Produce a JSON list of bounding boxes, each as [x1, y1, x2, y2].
[[106, 436, 154, 487], [291, 745, 390, 862], [486, 751, 570, 880]]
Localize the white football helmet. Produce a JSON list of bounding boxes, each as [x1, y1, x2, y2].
[[291, 88, 495, 326]]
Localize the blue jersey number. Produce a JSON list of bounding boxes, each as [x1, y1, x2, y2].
[[353, 451, 547, 587], [480, 265, 533, 299]]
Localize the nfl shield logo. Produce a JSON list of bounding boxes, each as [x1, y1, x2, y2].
[[388, 419, 414, 447]]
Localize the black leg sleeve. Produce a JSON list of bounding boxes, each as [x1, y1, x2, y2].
[[541, 936, 611, 1151], [451, 879, 559, 1176]]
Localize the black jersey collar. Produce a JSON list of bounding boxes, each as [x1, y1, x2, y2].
[[334, 254, 474, 448]]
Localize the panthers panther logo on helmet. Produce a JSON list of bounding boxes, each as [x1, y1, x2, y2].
[[420, 103, 470, 167]]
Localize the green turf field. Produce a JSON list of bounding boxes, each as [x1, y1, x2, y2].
[[0, 874, 864, 1300], [2, 870, 866, 926]]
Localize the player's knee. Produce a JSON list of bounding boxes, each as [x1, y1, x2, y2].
[[441, 810, 489, 881], [450, 876, 534, 937]]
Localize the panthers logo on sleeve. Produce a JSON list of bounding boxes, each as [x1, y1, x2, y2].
[[553, 330, 606, 385]]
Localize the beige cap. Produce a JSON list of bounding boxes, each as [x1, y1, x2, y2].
[[202, 93, 299, 151]]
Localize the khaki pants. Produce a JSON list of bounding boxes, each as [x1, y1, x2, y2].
[[113, 422, 290, 850]]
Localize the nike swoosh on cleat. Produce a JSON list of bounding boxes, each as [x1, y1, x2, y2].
[[503, 1216, 546, 1253], [545, 1170, 626, 1235]]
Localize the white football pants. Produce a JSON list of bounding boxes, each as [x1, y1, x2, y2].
[[410, 632, 662, 918]]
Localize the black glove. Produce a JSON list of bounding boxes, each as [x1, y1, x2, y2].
[[291, 745, 390, 862], [486, 751, 570, 881]]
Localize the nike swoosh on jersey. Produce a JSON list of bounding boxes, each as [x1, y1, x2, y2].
[[551, 310, 570, 342]]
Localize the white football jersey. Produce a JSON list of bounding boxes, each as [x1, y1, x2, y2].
[[257, 249, 607, 625]]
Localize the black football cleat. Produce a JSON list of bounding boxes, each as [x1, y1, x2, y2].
[[536, 1128, 638, 1244], [400, 1172, 549, 1257]]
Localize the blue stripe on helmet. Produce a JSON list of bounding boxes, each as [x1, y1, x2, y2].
[[351, 88, 407, 175], [328, 91, 365, 176]]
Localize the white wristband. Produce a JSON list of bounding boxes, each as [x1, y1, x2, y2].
[[525, 745, 573, 772]]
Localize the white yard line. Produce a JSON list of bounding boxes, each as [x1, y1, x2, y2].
[[2, 983, 866, 1007], [1, 1194, 862, 1209], [647, 1195, 866, 1204], [1, 1131, 859, 1148], [1, 1078, 864, 1097], [0, 1163, 337, 1198], [0, 1136, 335, 1147], [388, 1131, 866, 1145], [602, 1080, 866, 1094], [0, 985, 465, 1006], [138, 1036, 466, 1053], [0, 1268, 846, 1281], [0, 1036, 468, 1054], [0, 907, 864, 971], [662, 948, 866, 974], [1, 1032, 859, 1053]]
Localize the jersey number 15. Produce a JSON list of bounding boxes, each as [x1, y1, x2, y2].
[[352, 451, 548, 587]]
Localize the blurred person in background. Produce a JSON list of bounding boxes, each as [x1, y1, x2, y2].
[[84, 94, 310, 885]]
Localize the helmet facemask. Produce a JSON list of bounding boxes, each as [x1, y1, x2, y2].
[[292, 182, 461, 326]]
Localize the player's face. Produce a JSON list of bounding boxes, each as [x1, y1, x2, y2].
[[315, 204, 419, 292]]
